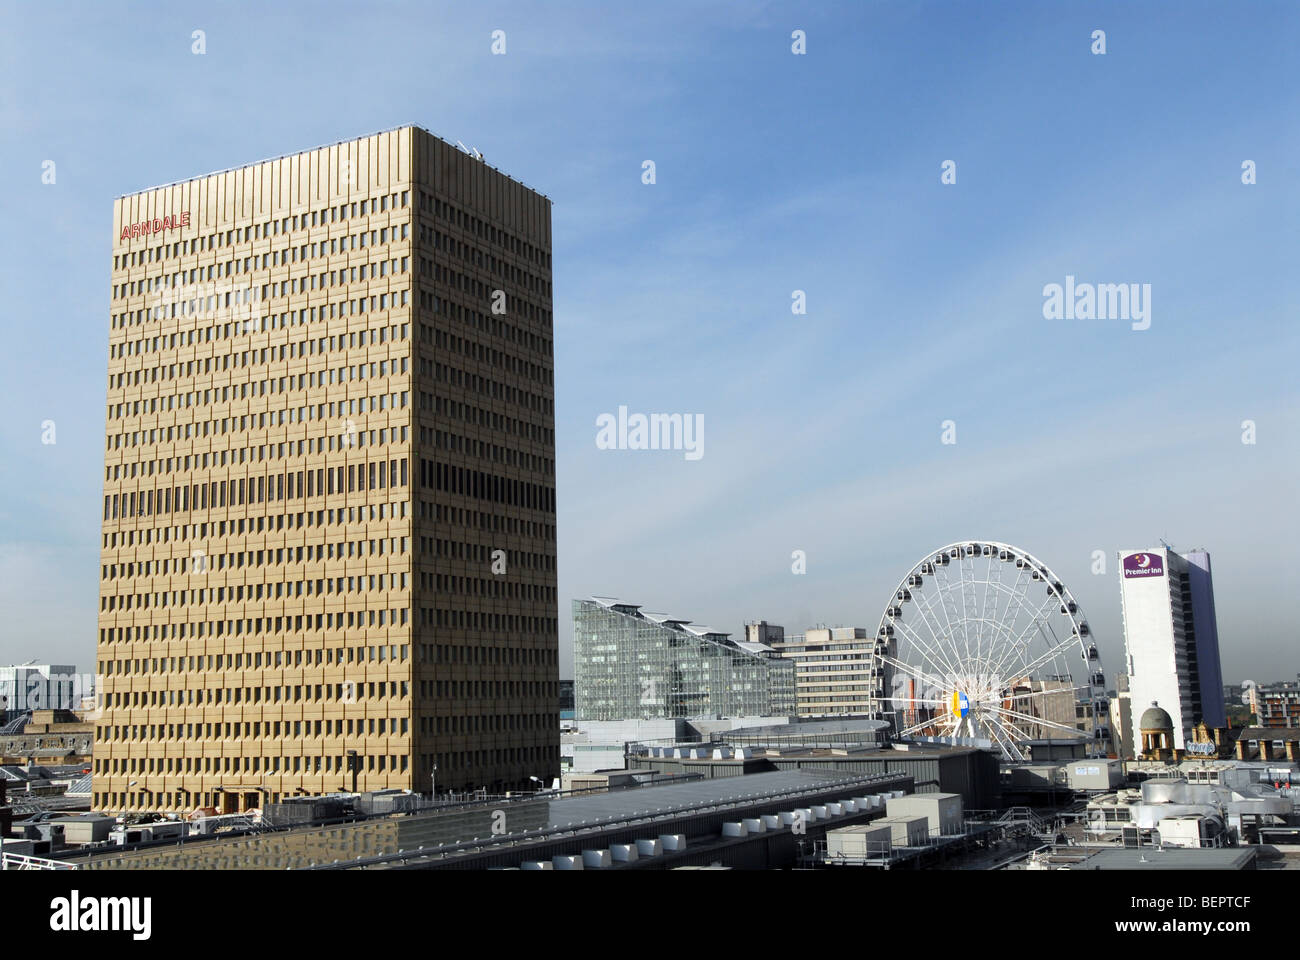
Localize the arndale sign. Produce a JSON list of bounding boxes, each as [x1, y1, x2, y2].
[[119, 211, 189, 241]]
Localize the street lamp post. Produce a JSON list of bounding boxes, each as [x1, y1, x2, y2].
[[430, 762, 437, 802], [346, 751, 360, 794]]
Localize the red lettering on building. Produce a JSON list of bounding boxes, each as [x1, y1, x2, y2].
[[119, 211, 191, 242]]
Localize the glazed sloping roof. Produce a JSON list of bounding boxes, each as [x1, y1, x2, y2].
[[1238, 727, 1300, 741]]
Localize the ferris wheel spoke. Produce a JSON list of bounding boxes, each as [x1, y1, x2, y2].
[[932, 567, 968, 669], [978, 568, 1000, 667], [907, 584, 964, 676], [984, 572, 1044, 675], [877, 653, 946, 694], [956, 558, 976, 666], [986, 574, 1033, 660], [891, 616, 962, 682], [989, 594, 1063, 680], [994, 630, 1079, 686], [992, 705, 1084, 739], [982, 711, 1028, 762], [897, 715, 944, 739], [1002, 684, 1088, 704], [903, 569, 957, 666], [928, 563, 962, 654]]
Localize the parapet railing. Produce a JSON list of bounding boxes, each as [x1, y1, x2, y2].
[[2, 850, 78, 870]]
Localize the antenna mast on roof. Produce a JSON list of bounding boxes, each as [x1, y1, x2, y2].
[[455, 140, 484, 161]]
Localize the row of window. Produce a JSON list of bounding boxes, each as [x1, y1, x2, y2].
[[429, 429, 553, 476], [418, 283, 551, 343], [108, 322, 409, 391], [415, 643, 558, 669], [421, 396, 554, 454], [425, 328, 551, 386], [107, 359, 409, 424], [420, 459, 556, 515], [101, 683, 410, 719], [98, 751, 411, 778], [104, 458, 410, 522], [417, 189, 549, 269], [424, 361, 551, 415], [424, 572, 556, 604], [415, 575, 555, 606], [111, 289, 409, 357], [108, 428, 408, 483], [100, 713, 550, 745], [417, 745, 560, 778], [796, 663, 878, 673], [421, 228, 546, 300], [428, 609, 556, 635], [422, 501, 556, 542], [99, 607, 410, 644], [418, 711, 554, 735], [114, 189, 411, 271], [100, 645, 406, 675], [100, 680, 410, 713], [112, 249, 409, 314], [102, 674, 552, 708], [419, 535, 552, 572], [102, 572, 408, 613], [418, 251, 548, 302], [106, 390, 409, 454], [95, 746, 557, 807], [103, 500, 408, 551], [416, 302, 552, 356]]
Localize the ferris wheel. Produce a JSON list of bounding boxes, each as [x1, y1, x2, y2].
[[875, 541, 1110, 762]]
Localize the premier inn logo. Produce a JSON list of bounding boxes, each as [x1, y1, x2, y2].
[[49, 890, 152, 940], [119, 211, 189, 241], [1122, 552, 1165, 579]]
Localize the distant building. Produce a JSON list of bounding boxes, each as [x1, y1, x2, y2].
[[0, 664, 84, 717], [559, 679, 575, 720], [744, 620, 785, 646], [1014, 678, 1086, 740], [1110, 673, 1135, 759], [768, 627, 881, 718], [1242, 678, 1300, 728], [573, 597, 795, 721], [1118, 547, 1226, 750]]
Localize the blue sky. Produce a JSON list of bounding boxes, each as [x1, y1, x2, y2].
[[0, 0, 1295, 683]]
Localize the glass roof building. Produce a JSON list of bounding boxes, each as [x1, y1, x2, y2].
[[573, 597, 796, 721]]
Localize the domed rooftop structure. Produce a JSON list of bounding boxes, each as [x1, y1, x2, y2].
[[1139, 701, 1174, 731]]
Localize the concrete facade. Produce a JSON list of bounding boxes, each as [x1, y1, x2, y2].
[[1119, 548, 1226, 751], [94, 126, 558, 813], [771, 627, 880, 718]]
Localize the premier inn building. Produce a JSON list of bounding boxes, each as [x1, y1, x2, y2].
[[95, 127, 559, 813]]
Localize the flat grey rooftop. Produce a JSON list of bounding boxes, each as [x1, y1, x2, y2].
[[533, 769, 885, 828], [1035, 846, 1257, 870]]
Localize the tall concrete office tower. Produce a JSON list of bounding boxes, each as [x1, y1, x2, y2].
[[1117, 547, 1225, 751], [96, 127, 558, 813]]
